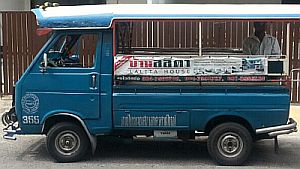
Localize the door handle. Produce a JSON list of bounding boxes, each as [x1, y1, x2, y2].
[[90, 74, 97, 90]]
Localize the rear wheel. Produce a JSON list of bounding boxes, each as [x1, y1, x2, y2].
[[207, 122, 253, 165], [46, 122, 90, 162]]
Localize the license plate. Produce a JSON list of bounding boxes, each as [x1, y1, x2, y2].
[[154, 130, 177, 138]]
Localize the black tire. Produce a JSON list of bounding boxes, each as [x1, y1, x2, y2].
[[46, 122, 90, 162], [207, 122, 253, 166]]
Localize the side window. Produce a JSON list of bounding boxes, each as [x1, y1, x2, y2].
[[44, 33, 99, 68]]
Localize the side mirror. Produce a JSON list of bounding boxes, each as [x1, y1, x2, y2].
[[40, 53, 48, 72]]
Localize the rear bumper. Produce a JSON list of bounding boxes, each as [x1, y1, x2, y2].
[[256, 118, 297, 137]]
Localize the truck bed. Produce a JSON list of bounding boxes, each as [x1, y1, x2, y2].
[[112, 85, 290, 132]]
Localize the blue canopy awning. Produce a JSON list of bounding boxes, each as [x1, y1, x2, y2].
[[31, 4, 300, 29]]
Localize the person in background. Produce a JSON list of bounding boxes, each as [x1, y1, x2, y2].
[[243, 22, 281, 55]]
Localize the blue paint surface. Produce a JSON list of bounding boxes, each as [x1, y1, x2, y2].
[[15, 29, 291, 136]]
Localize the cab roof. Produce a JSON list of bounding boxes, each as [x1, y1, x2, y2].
[[32, 4, 300, 29]]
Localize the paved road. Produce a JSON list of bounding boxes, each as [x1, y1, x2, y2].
[[1, 97, 300, 169]]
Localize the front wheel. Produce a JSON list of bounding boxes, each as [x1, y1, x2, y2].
[[207, 122, 253, 166], [46, 122, 90, 162]]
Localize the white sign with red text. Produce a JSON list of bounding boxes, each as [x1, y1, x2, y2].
[[114, 55, 267, 76]]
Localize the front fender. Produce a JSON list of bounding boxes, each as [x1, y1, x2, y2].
[[40, 109, 85, 125]]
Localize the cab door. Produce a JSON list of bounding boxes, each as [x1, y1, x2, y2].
[[22, 31, 102, 120]]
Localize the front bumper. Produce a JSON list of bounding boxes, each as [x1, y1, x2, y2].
[[2, 107, 21, 140], [3, 126, 22, 140], [256, 118, 297, 137]]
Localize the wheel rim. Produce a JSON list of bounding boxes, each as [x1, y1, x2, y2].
[[55, 130, 81, 156], [217, 132, 243, 158]]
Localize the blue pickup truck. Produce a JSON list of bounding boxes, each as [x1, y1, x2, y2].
[[2, 4, 299, 166]]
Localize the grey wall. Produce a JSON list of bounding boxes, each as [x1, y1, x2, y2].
[[0, 0, 30, 46], [0, 0, 30, 11], [161, 0, 282, 4], [107, 0, 147, 4], [108, 0, 282, 4]]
